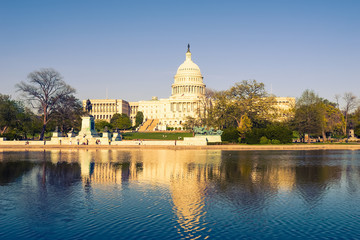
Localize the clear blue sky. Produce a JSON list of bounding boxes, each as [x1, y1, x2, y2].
[[0, 0, 359, 103]]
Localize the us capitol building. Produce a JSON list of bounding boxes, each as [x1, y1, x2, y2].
[[83, 45, 295, 130], [84, 45, 208, 130]]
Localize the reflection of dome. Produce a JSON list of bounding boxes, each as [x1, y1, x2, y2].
[[171, 45, 206, 97]]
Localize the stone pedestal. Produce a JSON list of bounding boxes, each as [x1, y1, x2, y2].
[[350, 129, 355, 138], [102, 131, 111, 139], [98, 129, 111, 145], [52, 131, 62, 138], [78, 116, 98, 138], [67, 129, 76, 138], [112, 131, 122, 141], [348, 129, 358, 141], [195, 135, 222, 143]]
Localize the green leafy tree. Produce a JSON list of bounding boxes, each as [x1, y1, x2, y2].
[[0, 95, 42, 140], [293, 90, 345, 141], [95, 120, 112, 132], [320, 103, 344, 140], [209, 80, 274, 130], [135, 111, 144, 127], [15, 108, 34, 139], [0, 95, 44, 140], [348, 106, 360, 137], [237, 113, 252, 140], [111, 113, 132, 130], [0, 94, 21, 135], [293, 90, 330, 142], [22, 113, 43, 139], [16, 68, 76, 140]]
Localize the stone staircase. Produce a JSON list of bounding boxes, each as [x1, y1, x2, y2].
[[147, 119, 159, 131], [138, 119, 159, 131], [138, 119, 151, 131]]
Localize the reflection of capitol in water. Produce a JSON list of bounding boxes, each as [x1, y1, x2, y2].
[[43, 149, 344, 237], [48, 149, 224, 236], [47, 149, 301, 203], [76, 149, 223, 235]]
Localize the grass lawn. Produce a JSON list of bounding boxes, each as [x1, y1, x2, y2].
[[122, 132, 193, 140]]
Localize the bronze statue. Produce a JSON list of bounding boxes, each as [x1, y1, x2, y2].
[[85, 99, 92, 113], [193, 126, 223, 136], [187, 43, 190, 52]]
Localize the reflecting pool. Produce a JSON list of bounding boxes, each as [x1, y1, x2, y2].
[[1, 149, 360, 239]]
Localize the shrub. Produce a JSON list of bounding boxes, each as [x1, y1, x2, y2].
[[244, 123, 293, 144], [260, 136, 270, 144], [265, 123, 293, 144], [245, 128, 265, 144], [1, 132, 23, 140], [271, 139, 281, 144], [221, 128, 239, 143]]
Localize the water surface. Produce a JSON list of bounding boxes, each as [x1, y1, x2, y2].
[[1, 149, 360, 239]]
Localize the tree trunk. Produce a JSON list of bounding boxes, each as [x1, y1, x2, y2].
[[322, 130, 327, 143], [40, 124, 46, 140], [343, 113, 348, 136], [40, 109, 48, 141], [0, 126, 8, 135]]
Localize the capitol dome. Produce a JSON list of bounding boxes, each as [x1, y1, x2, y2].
[[175, 51, 202, 76], [171, 45, 206, 98]]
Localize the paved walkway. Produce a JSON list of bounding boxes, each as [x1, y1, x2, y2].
[[1, 144, 360, 151]]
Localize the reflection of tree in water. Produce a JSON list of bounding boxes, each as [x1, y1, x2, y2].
[[0, 161, 35, 185], [295, 151, 342, 205], [212, 150, 345, 210], [214, 154, 272, 211], [41, 162, 81, 186], [341, 151, 360, 196], [345, 165, 360, 195], [295, 166, 340, 204], [14, 160, 83, 227]]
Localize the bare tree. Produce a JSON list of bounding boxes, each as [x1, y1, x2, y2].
[[334, 94, 341, 109], [16, 68, 76, 140], [198, 88, 216, 126], [342, 92, 358, 135]]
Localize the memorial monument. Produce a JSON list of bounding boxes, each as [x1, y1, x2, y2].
[[78, 99, 99, 139]]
